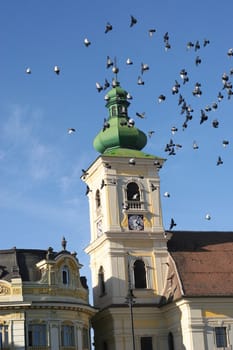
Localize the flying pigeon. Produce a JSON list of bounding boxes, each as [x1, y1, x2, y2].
[[194, 40, 200, 51], [217, 92, 224, 101], [172, 80, 180, 94], [84, 38, 91, 47], [180, 69, 189, 84], [186, 41, 194, 50], [54, 65, 60, 75], [222, 140, 229, 147], [105, 22, 113, 33], [158, 94, 166, 103], [163, 32, 169, 42], [137, 76, 145, 85], [130, 15, 137, 27], [127, 118, 135, 127], [164, 191, 170, 198], [26, 67, 31, 74], [136, 112, 145, 119], [103, 79, 110, 90], [169, 218, 176, 230], [106, 56, 113, 69], [85, 185, 91, 195], [212, 119, 219, 128], [148, 130, 155, 138], [205, 105, 212, 112], [195, 56, 202, 66], [148, 29, 156, 37], [178, 94, 184, 105], [165, 41, 171, 51], [227, 48, 233, 57], [200, 109, 208, 124], [203, 38, 210, 47], [171, 126, 178, 134], [216, 156, 223, 166], [67, 128, 76, 134], [141, 63, 149, 74], [96, 82, 103, 93], [151, 184, 157, 191], [193, 83, 202, 97], [126, 58, 133, 65], [193, 141, 199, 150], [222, 72, 229, 83]]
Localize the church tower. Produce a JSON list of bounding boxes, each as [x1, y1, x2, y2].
[[83, 79, 170, 350]]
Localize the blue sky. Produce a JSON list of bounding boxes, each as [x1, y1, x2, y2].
[[0, 0, 233, 283]]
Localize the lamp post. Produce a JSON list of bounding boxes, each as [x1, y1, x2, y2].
[[125, 253, 136, 350]]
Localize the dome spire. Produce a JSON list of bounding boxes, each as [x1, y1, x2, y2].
[[93, 71, 147, 154]]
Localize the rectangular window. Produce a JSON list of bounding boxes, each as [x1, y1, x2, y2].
[[0, 325, 9, 349], [83, 328, 89, 349], [141, 336, 153, 350], [61, 325, 75, 347], [215, 327, 227, 348], [28, 324, 46, 346]]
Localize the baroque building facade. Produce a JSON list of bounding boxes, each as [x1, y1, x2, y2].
[[83, 80, 233, 350], [0, 239, 96, 350]]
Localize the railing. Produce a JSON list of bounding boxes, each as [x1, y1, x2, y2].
[[127, 200, 142, 209]]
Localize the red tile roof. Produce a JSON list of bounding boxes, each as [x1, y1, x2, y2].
[[166, 231, 233, 298]]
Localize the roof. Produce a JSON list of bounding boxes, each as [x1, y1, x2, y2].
[[0, 248, 87, 287], [0, 248, 46, 282], [165, 231, 233, 299]]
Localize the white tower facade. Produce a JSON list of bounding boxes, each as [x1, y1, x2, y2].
[[83, 81, 171, 350]]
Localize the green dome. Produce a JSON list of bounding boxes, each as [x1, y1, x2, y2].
[[93, 82, 147, 154], [93, 117, 147, 154]]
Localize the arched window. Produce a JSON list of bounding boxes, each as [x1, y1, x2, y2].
[[111, 106, 117, 116], [118, 105, 127, 116], [96, 190, 101, 208], [134, 260, 147, 288], [127, 182, 140, 201], [62, 266, 69, 285], [98, 266, 106, 296], [168, 332, 175, 350]]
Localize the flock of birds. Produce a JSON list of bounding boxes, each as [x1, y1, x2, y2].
[[83, 16, 233, 229], [21, 14, 233, 230]]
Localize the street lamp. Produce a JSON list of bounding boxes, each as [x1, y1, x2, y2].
[[125, 253, 136, 350]]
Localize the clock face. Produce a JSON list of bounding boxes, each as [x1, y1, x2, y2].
[[97, 220, 103, 236], [128, 214, 144, 231]]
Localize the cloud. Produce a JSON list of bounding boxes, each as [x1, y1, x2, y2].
[[1, 104, 60, 181]]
